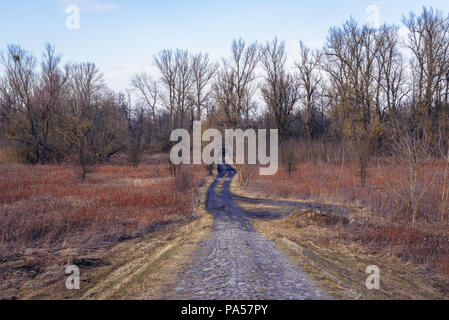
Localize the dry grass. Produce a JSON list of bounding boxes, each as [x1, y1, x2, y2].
[[18, 176, 215, 300], [253, 212, 449, 299], [243, 159, 449, 276], [248, 158, 443, 219], [0, 157, 206, 299]]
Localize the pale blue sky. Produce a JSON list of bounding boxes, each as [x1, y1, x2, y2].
[[1, 0, 449, 92]]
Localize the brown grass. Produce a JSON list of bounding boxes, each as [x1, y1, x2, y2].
[[243, 158, 449, 276], [0, 157, 206, 298], [18, 176, 215, 300], [248, 158, 443, 219], [253, 212, 449, 299]]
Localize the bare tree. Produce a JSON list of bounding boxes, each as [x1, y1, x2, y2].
[[154, 50, 177, 131], [174, 49, 194, 130], [1, 45, 40, 162], [121, 94, 146, 168], [214, 39, 259, 127], [241, 85, 259, 128], [296, 41, 322, 139], [36, 43, 66, 161], [403, 7, 449, 139], [395, 124, 433, 226], [1, 44, 66, 163], [154, 49, 195, 130], [261, 38, 300, 140], [131, 72, 158, 121], [191, 53, 217, 122], [131, 72, 159, 148], [62, 62, 105, 180], [323, 19, 384, 185], [374, 25, 408, 128], [90, 91, 127, 162]]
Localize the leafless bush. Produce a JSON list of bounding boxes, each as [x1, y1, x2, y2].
[[393, 128, 435, 225]]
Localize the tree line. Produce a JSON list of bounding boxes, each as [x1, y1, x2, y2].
[[1, 7, 449, 181]]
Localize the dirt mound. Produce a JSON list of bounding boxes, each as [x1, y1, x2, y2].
[[285, 209, 349, 228]]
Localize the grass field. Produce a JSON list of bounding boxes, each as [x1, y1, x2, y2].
[[0, 157, 206, 299], [243, 159, 449, 276]]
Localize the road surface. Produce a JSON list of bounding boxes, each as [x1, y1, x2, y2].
[[171, 164, 331, 300]]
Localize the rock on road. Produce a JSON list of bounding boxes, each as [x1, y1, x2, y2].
[[171, 164, 331, 300]]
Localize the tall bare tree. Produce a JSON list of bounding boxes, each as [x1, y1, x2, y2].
[[323, 19, 382, 185], [374, 25, 408, 129], [1, 45, 40, 162], [36, 43, 66, 161], [214, 39, 259, 127], [131, 72, 159, 148], [62, 62, 104, 180], [403, 7, 449, 140], [154, 50, 177, 131], [174, 49, 194, 130], [191, 53, 217, 121], [296, 41, 322, 139], [131, 72, 158, 121], [261, 38, 300, 139]]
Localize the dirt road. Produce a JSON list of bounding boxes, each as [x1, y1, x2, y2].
[[171, 164, 330, 300]]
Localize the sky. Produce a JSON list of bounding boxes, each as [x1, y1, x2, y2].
[[1, 0, 449, 93]]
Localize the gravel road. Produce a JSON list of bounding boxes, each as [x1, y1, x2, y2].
[[171, 164, 331, 300]]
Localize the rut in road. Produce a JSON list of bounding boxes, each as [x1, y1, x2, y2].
[[171, 165, 331, 300]]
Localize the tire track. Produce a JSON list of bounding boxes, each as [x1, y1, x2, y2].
[[171, 164, 331, 300]]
